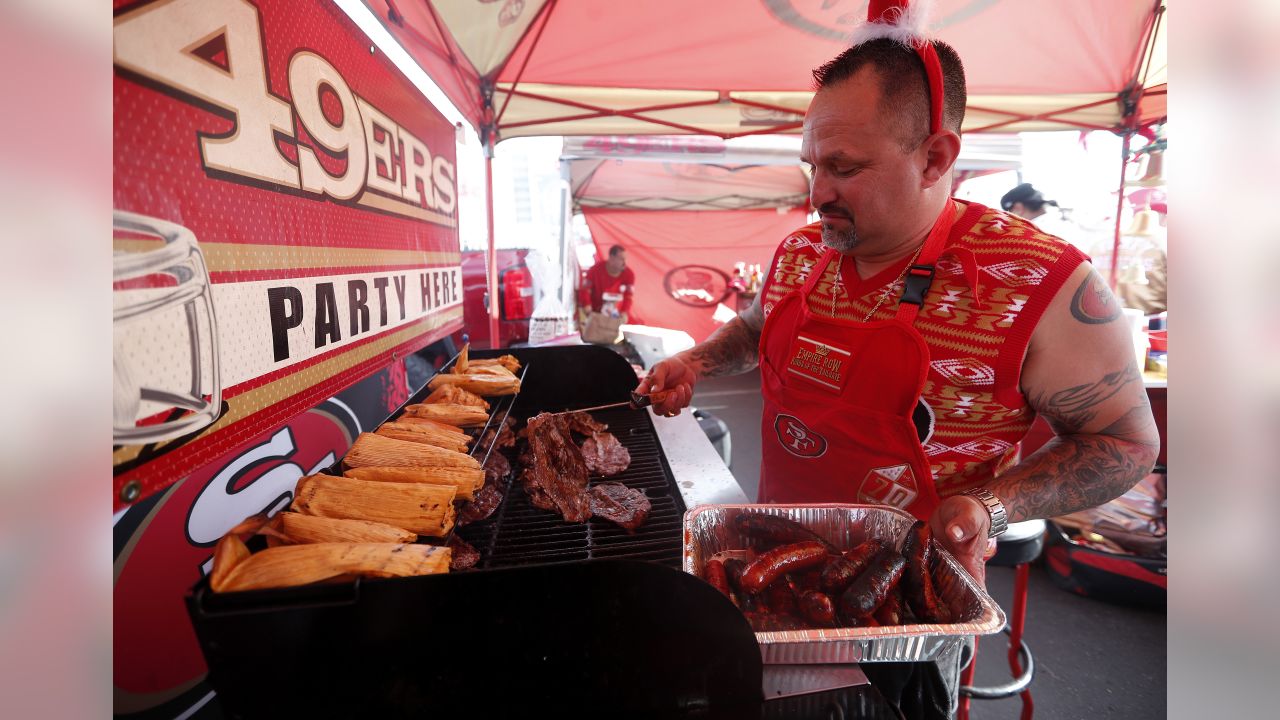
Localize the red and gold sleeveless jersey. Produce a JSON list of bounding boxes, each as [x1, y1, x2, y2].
[[758, 202, 1087, 496]]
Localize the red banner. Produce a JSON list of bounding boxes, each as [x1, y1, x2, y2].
[[583, 208, 807, 342], [112, 0, 463, 510]]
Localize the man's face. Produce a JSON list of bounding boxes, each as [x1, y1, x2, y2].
[[801, 69, 930, 255], [607, 250, 626, 273]]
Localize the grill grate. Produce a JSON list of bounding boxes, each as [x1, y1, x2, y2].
[[457, 407, 687, 570]]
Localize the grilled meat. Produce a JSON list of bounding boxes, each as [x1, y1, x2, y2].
[[581, 432, 631, 476], [520, 412, 594, 522], [588, 481, 650, 531]]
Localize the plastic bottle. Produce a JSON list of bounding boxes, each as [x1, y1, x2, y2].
[[730, 262, 747, 293]]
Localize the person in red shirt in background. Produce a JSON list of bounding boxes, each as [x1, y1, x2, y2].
[[577, 245, 636, 325]]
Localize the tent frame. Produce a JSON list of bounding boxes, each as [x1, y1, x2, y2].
[[380, 0, 1168, 343]]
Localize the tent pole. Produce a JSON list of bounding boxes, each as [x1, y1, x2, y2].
[[485, 144, 500, 349], [1109, 132, 1132, 291]]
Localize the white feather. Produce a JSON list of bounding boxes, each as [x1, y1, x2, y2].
[[848, 0, 936, 48]]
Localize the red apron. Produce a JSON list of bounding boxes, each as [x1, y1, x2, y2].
[[758, 204, 957, 520]]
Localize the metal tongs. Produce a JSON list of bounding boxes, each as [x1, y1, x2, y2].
[[552, 389, 673, 416]]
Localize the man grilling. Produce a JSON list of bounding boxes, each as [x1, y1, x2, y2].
[[639, 4, 1157, 602]]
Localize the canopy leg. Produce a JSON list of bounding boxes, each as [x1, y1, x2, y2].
[[1109, 132, 1132, 291], [485, 151, 500, 348]]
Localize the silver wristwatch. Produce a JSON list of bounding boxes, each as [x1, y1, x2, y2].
[[960, 488, 1009, 538]]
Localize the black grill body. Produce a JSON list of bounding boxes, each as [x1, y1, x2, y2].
[[185, 345, 762, 718]]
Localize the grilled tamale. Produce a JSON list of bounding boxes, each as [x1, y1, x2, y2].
[[423, 384, 490, 410], [267, 512, 417, 545], [392, 416, 470, 435], [291, 474, 457, 536], [426, 373, 520, 397], [211, 542, 451, 592], [469, 354, 520, 373], [343, 465, 484, 499], [400, 403, 491, 427], [344, 432, 481, 469], [375, 421, 470, 453]]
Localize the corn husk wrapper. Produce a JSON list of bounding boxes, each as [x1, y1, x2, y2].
[[267, 512, 417, 545], [291, 474, 457, 536], [401, 403, 490, 427], [427, 373, 520, 397], [212, 542, 451, 593], [393, 416, 469, 436], [375, 421, 470, 453], [462, 365, 515, 378], [345, 432, 481, 469], [470, 355, 520, 373], [423, 384, 490, 410], [344, 465, 483, 499], [211, 533, 252, 590], [455, 343, 470, 373]]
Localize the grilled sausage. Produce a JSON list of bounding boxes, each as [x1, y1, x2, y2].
[[874, 586, 903, 626], [703, 558, 732, 598], [722, 558, 757, 611], [819, 539, 886, 595], [733, 512, 839, 553], [763, 577, 798, 616], [920, 545, 954, 622], [917, 559, 951, 622], [740, 541, 828, 594], [790, 568, 823, 593], [743, 611, 806, 632], [799, 590, 837, 627], [902, 521, 951, 623], [901, 521, 931, 593], [837, 548, 907, 621]]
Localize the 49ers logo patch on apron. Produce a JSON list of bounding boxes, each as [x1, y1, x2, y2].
[[857, 464, 920, 509], [774, 413, 828, 458], [786, 335, 852, 392]]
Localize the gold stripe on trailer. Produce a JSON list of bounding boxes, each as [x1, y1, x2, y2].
[[112, 239, 460, 274], [112, 306, 463, 468]]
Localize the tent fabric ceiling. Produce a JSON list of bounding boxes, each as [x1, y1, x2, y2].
[[571, 160, 810, 211], [366, 0, 1167, 140]]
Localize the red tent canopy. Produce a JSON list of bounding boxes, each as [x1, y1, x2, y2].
[[368, 0, 1166, 140]]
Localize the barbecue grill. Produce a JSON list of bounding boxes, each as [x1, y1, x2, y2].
[[185, 345, 790, 718]]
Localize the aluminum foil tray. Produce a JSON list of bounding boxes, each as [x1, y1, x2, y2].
[[683, 504, 1006, 665]]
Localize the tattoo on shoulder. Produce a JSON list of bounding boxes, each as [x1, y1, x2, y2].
[[1033, 364, 1141, 434], [1070, 273, 1122, 324]]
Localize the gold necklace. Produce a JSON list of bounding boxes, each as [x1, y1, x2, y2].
[[832, 244, 926, 322]]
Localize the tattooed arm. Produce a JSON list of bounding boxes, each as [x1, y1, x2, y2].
[[931, 263, 1160, 582], [637, 292, 767, 416]]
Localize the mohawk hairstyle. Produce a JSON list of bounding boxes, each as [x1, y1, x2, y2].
[[811, 38, 967, 149]]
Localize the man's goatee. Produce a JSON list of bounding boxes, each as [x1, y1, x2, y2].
[[821, 223, 859, 253]]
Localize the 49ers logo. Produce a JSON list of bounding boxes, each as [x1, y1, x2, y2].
[[774, 413, 827, 458]]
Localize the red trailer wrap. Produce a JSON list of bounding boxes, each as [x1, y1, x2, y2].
[[112, 1, 461, 715]]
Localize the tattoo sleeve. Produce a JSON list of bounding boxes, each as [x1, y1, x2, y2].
[[679, 293, 765, 378], [989, 365, 1160, 523], [684, 316, 763, 378]]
